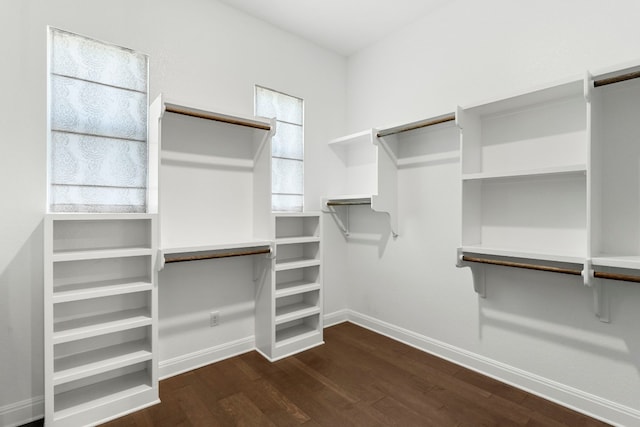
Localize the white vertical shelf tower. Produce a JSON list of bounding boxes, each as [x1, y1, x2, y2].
[[256, 212, 324, 361], [44, 213, 159, 426], [150, 94, 275, 267], [324, 129, 398, 237]]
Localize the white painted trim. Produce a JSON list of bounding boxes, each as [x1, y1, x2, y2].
[[159, 336, 255, 380], [323, 309, 349, 327], [345, 310, 640, 427], [0, 396, 44, 427]]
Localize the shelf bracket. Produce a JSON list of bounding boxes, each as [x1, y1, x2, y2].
[[322, 203, 351, 237], [584, 260, 610, 323], [456, 248, 486, 298]]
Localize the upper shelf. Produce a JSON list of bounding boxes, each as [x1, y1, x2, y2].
[[162, 99, 272, 131], [159, 240, 273, 270]]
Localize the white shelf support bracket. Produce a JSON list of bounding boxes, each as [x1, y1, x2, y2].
[[322, 201, 350, 237], [583, 260, 609, 322], [456, 248, 486, 298], [157, 249, 166, 271]]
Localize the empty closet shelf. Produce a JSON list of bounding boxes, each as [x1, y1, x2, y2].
[[276, 236, 321, 245], [54, 370, 153, 420], [52, 247, 153, 262], [275, 281, 321, 298], [53, 278, 152, 304], [53, 340, 152, 386], [275, 324, 320, 346], [275, 257, 321, 271], [53, 309, 152, 345], [275, 303, 321, 325], [461, 245, 585, 265]]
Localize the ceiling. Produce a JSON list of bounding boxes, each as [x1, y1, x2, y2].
[[217, 0, 448, 56]]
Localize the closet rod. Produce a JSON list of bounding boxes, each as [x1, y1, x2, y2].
[[165, 248, 271, 264], [594, 271, 640, 284], [594, 71, 640, 87], [462, 255, 582, 276], [326, 200, 372, 206], [376, 114, 456, 138], [165, 106, 272, 131]]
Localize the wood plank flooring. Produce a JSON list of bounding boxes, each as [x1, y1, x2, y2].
[[102, 322, 610, 427]]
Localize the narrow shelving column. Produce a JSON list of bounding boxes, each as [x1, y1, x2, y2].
[[44, 214, 159, 427], [256, 213, 323, 361]]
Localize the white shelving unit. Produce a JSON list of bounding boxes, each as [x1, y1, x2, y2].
[[457, 65, 640, 322], [256, 213, 323, 361], [324, 129, 398, 237], [458, 77, 588, 264], [44, 213, 159, 426]]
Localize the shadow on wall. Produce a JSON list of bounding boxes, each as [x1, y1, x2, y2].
[[326, 205, 392, 258], [0, 220, 44, 421], [474, 264, 640, 388]]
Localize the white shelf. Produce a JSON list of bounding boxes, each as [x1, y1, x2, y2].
[[53, 309, 152, 345], [54, 340, 151, 386], [276, 236, 320, 246], [461, 76, 584, 115], [161, 240, 272, 257], [53, 278, 152, 304], [48, 213, 156, 221], [462, 164, 586, 181], [52, 247, 152, 262], [462, 245, 585, 265], [275, 280, 321, 298], [275, 257, 321, 271], [591, 256, 640, 270], [54, 370, 152, 420], [328, 130, 372, 146], [275, 303, 321, 325], [275, 324, 321, 347], [163, 99, 272, 131]]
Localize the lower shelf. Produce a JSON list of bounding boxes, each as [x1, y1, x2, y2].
[[54, 340, 152, 386], [54, 369, 152, 420], [53, 309, 152, 344], [275, 314, 321, 347]]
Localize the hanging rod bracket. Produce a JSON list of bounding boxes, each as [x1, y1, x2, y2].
[[456, 248, 486, 297]]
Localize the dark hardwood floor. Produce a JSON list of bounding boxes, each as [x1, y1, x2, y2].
[[102, 322, 610, 427]]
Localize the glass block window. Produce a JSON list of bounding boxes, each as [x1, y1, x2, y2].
[[255, 86, 304, 212], [48, 28, 148, 213]]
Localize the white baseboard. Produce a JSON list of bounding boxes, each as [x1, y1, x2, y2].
[[159, 336, 255, 380], [323, 308, 350, 327], [346, 310, 640, 427], [0, 396, 44, 427]]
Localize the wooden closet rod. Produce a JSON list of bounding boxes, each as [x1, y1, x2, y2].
[[594, 70, 640, 87], [165, 248, 271, 264], [326, 200, 372, 206], [594, 271, 640, 284], [376, 114, 456, 138], [166, 106, 272, 131], [462, 255, 582, 276]]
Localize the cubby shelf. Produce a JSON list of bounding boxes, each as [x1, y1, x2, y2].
[[52, 278, 153, 304], [275, 280, 321, 298], [275, 323, 320, 347], [275, 303, 321, 324], [53, 308, 153, 345], [53, 340, 152, 386]]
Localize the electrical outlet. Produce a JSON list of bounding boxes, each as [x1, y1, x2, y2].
[[210, 311, 220, 327]]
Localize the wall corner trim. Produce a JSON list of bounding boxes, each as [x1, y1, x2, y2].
[[0, 396, 44, 427]]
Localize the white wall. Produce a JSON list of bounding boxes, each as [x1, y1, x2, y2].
[[0, 0, 347, 424], [343, 0, 640, 424]]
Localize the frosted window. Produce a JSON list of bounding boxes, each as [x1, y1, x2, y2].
[[255, 86, 304, 212], [272, 121, 303, 160], [272, 158, 303, 195], [48, 28, 148, 213]]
